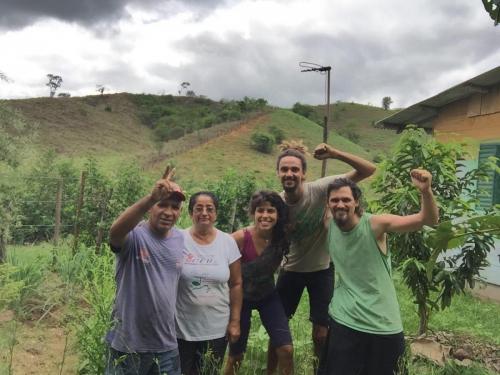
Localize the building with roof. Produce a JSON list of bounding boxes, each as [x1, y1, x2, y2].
[[378, 66, 500, 296]]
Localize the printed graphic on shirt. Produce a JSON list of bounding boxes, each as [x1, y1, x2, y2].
[[137, 247, 151, 264], [184, 252, 216, 265]]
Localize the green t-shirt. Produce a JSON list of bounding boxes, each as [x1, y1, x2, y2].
[[328, 213, 403, 334]]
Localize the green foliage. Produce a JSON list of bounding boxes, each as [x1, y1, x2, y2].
[[250, 131, 275, 154], [268, 125, 285, 144], [382, 96, 393, 110], [73, 247, 115, 375], [338, 125, 361, 144], [371, 125, 499, 334], [206, 170, 257, 233], [482, 0, 500, 25], [0, 264, 23, 310], [292, 102, 314, 119]]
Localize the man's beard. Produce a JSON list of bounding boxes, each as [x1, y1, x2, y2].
[[282, 177, 298, 193], [333, 210, 349, 227]]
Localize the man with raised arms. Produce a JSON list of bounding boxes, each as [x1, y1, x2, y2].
[[106, 166, 186, 375], [269, 141, 376, 371], [321, 169, 438, 374]]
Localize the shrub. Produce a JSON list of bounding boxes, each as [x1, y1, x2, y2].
[[338, 128, 360, 144], [268, 125, 285, 144], [167, 126, 185, 140], [250, 132, 275, 154], [292, 102, 314, 118]]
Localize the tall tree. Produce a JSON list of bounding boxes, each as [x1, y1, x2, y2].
[[46, 74, 63, 98], [382, 96, 393, 110], [178, 81, 190, 95], [0, 71, 12, 83], [482, 0, 500, 26], [372, 125, 499, 334]]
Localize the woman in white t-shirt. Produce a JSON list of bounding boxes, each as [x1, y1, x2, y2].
[[176, 191, 242, 375]]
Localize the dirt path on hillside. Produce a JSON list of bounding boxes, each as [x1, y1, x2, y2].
[[147, 112, 271, 169], [202, 112, 270, 146]]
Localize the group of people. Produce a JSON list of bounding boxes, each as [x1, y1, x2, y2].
[[105, 141, 439, 375]]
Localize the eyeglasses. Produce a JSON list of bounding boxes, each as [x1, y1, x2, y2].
[[193, 206, 216, 214]]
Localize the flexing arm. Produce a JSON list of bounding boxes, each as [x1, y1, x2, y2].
[[371, 169, 439, 237], [227, 259, 242, 344], [313, 143, 376, 182], [109, 166, 177, 249]]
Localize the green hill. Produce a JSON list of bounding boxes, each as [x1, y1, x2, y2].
[[1, 94, 401, 183], [298, 102, 401, 156]]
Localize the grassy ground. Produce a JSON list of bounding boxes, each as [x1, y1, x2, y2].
[[1, 243, 499, 374], [312, 101, 401, 157]]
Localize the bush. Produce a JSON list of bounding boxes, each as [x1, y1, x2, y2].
[[338, 128, 360, 144], [268, 125, 285, 144], [166, 126, 185, 141], [292, 102, 314, 119], [250, 132, 275, 154]]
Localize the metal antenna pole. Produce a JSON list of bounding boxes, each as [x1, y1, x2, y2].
[[299, 62, 332, 177]]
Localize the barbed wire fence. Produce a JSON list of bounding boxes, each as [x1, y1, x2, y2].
[[3, 171, 118, 254]]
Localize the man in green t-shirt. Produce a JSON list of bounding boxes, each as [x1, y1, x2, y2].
[[269, 141, 376, 372], [320, 169, 438, 375]]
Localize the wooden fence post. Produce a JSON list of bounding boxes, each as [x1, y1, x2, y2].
[[72, 171, 87, 254], [53, 178, 63, 245]]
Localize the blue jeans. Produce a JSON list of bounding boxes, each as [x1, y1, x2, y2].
[[106, 347, 181, 375]]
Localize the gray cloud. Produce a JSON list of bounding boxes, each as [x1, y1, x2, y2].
[[144, 1, 499, 108], [0, 0, 227, 29]]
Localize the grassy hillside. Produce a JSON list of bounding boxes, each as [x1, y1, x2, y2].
[[311, 102, 401, 156], [3, 94, 154, 157], [1, 95, 401, 184], [168, 109, 372, 188]]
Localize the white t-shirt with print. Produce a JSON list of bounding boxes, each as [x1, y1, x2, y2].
[[176, 229, 241, 341]]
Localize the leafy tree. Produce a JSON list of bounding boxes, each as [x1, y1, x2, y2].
[[96, 84, 106, 95], [46, 74, 63, 98], [292, 102, 314, 119], [186, 90, 196, 97], [482, 0, 500, 25], [371, 125, 499, 334], [0, 105, 37, 262], [269, 125, 285, 144], [0, 71, 11, 83], [250, 131, 275, 154], [382, 96, 393, 110], [178, 81, 190, 95], [207, 170, 257, 232]]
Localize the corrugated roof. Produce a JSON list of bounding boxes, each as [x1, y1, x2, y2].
[[377, 65, 500, 130]]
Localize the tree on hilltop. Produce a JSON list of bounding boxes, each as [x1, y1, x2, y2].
[[96, 84, 106, 95], [46, 74, 63, 98], [382, 96, 393, 110], [178, 81, 190, 95]]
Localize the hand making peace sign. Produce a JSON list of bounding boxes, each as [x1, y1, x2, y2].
[[151, 165, 185, 202]]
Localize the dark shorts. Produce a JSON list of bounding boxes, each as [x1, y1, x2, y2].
[[229, 291, 293, 356], [177, 336, 227, 375], [317, 318, 405, 375], [276, 263, 334, 327], [105, 347, 181, 375]]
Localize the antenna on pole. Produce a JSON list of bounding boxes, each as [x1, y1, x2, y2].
[[299, 61, 332, 177]]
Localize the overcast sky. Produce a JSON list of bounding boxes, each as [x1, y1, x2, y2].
[[0, 0, 498, 108]]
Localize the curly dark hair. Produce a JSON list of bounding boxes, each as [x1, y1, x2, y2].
[[249, 190, 290, 258]]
